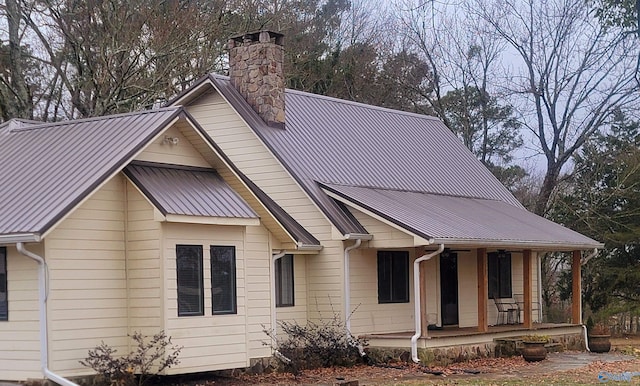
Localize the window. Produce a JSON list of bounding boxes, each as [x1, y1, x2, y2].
[[211, 246, 237, 314], [0, 247, 6, 321], [176, 245, 204, 316], [488, 250, 512, 299], [377, 250, 409, 303], [275, 254, 294, 307]]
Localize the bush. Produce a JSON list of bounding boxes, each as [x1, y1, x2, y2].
[[264, 313, 368, 374], [80, 331, 182, 386]]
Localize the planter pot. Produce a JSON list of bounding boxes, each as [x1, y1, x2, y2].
[[522, 341, 547, 362], [588, 334, 611, 353]]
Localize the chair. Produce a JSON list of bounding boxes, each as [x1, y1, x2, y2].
[[493, 298, 519, 325], [514, 294, 542, 323]]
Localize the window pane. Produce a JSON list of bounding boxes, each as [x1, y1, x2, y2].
[[377, 251, 409, 303], [275, 254, 294, 307], [488, 252, 498, 299], [498, 252, 512, 298], [211, 246, 236, 314], [488, 251, 512, 299], [176, 245, 203, 316], [0, 248, 6, 321]]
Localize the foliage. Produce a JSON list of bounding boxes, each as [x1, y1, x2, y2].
[[80, 331, 182, 386], [522, 334, 549, 343], [553, 111, 640, 318], [263, 313, 368, 375]]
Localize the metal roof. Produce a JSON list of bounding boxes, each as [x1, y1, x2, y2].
[[204, 75, 601, 248], [124, 162, 258, 218], [321, 183, 602, 249], [0, 107, 182, 237]]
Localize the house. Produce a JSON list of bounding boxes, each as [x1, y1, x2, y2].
[[0, 31, 602, 384]]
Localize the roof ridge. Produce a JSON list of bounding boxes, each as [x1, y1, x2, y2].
[[209, 73, 441, 122], [318, 181, 504, 202], [10, 106, 181, 133]]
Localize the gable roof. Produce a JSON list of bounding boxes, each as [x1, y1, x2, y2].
[[176, 74, 601, 249], [124, 162, 258, 219], [0, 108, 182, 242]]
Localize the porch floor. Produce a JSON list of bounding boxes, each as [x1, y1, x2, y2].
[[361, 323, 584, 350]]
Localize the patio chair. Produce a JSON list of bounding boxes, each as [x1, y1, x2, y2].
[[493, 298, 519, 325], [514, 293, 542, 322]]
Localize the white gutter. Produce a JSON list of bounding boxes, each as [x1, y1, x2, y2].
[[411, 243, 444, 363], [16, 243, 80, 386], [0, 233, 41, 244]]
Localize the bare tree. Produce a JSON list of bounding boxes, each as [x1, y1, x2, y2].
[[474, 0, 640, 216]]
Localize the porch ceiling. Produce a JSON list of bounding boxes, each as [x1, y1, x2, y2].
[[320, 183, 603, 251]]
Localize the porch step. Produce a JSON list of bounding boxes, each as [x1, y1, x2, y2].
[[494, 338, 565, 357], [545, 342, 564, 353]]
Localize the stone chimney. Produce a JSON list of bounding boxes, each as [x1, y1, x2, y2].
[[228, 31, 285, 128]]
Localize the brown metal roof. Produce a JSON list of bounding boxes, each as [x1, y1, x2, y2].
[[0, 108, 182, 238], [124, 162, 258, 218], [321, 183, 602, 249]]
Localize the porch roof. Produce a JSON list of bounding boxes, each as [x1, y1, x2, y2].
[[320, 183, 603, 250], [124, 162, 258, 218]]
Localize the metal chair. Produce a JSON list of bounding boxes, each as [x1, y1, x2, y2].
[[493, 298, 519, 325]]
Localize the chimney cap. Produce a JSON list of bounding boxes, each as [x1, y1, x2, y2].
[[229, 30, 284, 46]]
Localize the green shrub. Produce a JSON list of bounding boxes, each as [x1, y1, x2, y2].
[[80, 331, 182, 386]]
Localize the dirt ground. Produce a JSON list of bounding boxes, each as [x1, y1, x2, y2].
[[169, 336, 640, 385]]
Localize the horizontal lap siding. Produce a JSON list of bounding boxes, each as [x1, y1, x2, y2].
[[350, 209, 414, 249], [45, 176, 128, 376], [164, 222, 259, 373], [126, 181, 162, 335], [188, 93, 340, 321], [0, 246, 41, 381], [134, 122, 210, 167]]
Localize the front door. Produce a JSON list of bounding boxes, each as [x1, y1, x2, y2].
[[440, 250, 459, 325]]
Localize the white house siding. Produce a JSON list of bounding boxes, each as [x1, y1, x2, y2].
[[0, 245, 41, 381], [186, 92, 341, 321], [125, 180, 163, 336], [134, 122, 210, 168], [45, 176, 129, 376], [163, 222, 271, 374]]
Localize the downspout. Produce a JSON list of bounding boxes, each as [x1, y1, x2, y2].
[[411, 243, 445, 363], [270, 250, 291, 364], [581, 248, 598, 352], [16, 242, 80, 386], [344, 239, 366, 356], [537, 253, 543, 322]]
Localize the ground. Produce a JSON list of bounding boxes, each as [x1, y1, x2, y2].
[[168, 336, 640, 385]]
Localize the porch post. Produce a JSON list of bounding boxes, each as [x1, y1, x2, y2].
[[477, 248, 488, 332], [572, 250, 581, 324], [420, 260, 428, 337], [523, 249, 533, 328]]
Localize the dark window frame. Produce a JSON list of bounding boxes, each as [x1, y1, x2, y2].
[[377, 250, 410, 304], [210, 245, 237, 315], [275, 254, 294, 307], [488, 250, 512, 299], [0, 247, 7, 321], [176, 244, 204, 317]]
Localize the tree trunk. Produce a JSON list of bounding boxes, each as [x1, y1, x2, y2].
[[4, 0, 33, 120]]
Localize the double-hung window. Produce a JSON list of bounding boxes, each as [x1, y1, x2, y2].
[[0, 247, 6, 321], [275, 254, 294, 307], [176, 245, 204, 316], [377, 250, 410, 303], [211, 246, 237, 314], [488, 250, 512, 299]]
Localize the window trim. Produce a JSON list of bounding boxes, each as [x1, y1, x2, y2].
[[377, 250, 410, 304], [275, 254, 294, 307], [210, 245, 237, 315], [176, 244, 204, 317], [0, 247, 6, 321]]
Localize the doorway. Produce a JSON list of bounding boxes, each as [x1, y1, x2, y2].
[[440, 250, 459, 325]]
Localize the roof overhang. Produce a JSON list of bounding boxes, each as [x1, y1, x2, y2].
[[0, 233, 41, 245]]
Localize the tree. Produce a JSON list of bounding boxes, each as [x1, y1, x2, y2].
[[554, 111, 640, 317], [474, 0, 640, 216]]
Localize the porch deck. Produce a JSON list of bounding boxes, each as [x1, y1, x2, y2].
[[362, 323, 584, 349]]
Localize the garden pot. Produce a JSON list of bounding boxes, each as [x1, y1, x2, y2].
[[588, 334, 611, 353], [521, 341, 547, 362]]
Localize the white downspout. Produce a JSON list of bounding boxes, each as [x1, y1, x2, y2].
[[344, 238, 367, 356], [581, 248, 598, 352], [17, 242, 80, 386], [411, 244, 444, 363], [536, 253, 543, 322]]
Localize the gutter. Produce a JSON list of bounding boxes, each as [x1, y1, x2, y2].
[[411, 244, 444, 363], [17, 243, 80, 386], [0, 233, 41, 244]]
